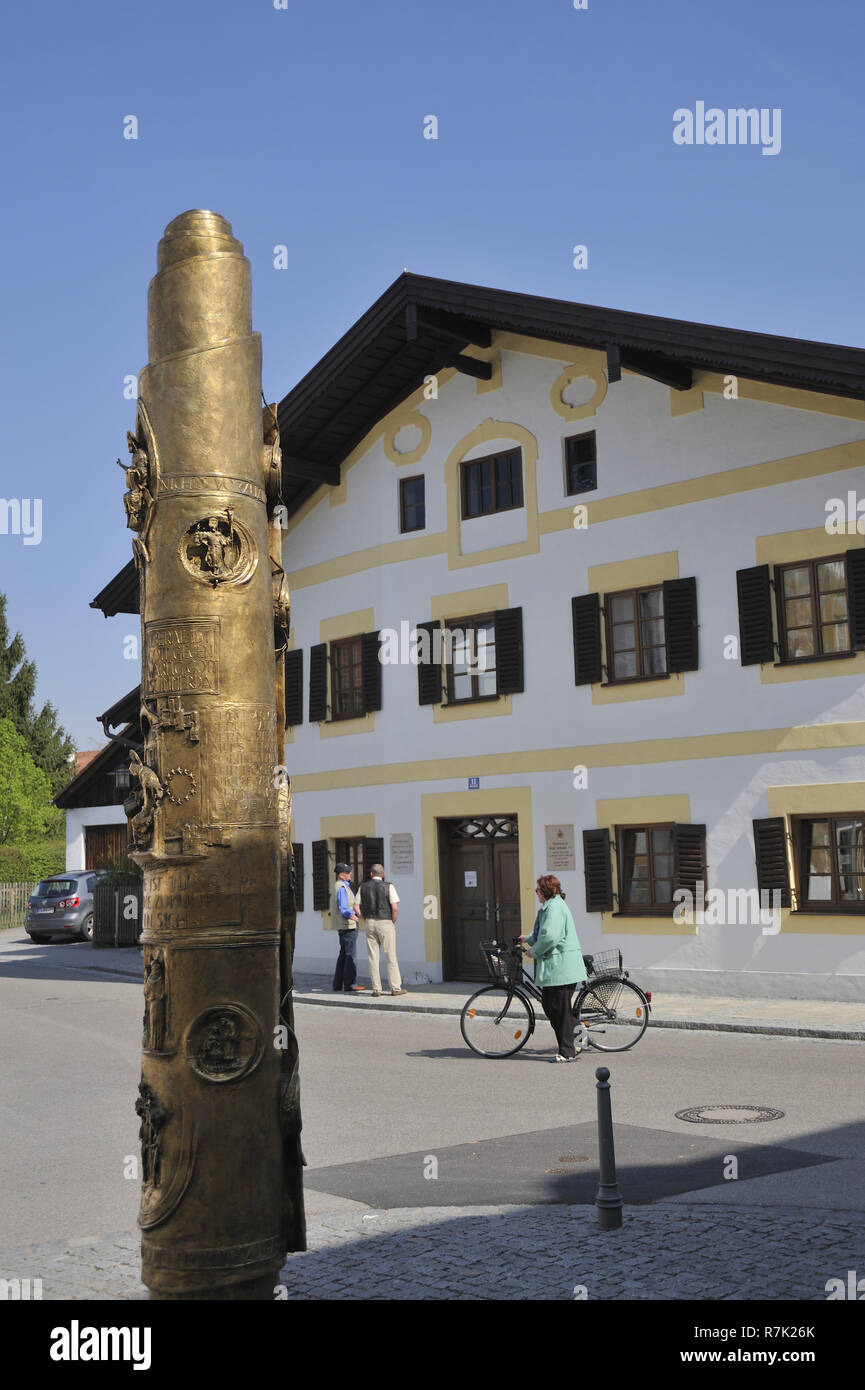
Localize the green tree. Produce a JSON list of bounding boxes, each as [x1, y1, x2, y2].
[[0, 717, 61, 845], [0, 595, 75, 796]]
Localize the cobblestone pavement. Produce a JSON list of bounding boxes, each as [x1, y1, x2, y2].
[[3, 1203, 861, 1300]]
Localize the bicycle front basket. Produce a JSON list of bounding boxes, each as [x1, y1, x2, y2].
[[479, 940, 508, 985]]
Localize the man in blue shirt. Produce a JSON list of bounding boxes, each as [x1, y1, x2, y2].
[[332, 863, 365, 993]]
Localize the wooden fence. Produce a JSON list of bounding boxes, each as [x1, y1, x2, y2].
[[0, 882, 36, 929]]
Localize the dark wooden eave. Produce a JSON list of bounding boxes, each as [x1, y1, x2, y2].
[[91, 560, 139, 618], [277, 271, 865, 487], [54, 723, 140, 809], [92, 273, 865, 616], [98, 686, 141, 740]]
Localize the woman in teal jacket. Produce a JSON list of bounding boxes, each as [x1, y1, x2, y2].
[[519, 874, 586, 1062]]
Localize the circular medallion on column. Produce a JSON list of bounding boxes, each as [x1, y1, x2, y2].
[[179, 507, 257, 587], [164, 767, 197, 805], [185, 1004, 264, 1083]]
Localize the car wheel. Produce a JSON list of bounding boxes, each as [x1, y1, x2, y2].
[[80, 915, 95, 943], [29, 934, 49, 944]]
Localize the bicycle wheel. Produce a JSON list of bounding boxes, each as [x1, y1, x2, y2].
[[574, 976, 649, 1052], [460, 986, 534, 1058]]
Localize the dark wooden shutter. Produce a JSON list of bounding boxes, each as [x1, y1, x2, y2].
[[572, 594, 602, 685], [284, 649, 304, 727], [672, 823, 706, 898], [309, 643, 328, 722], [846, 548, 865, 650], [312, 839, 330, 910], [752, 817, 791, 907], [292, 843, 304, 912], [361, 631, 382, 712], [736, 565, 774, 665], [416, 620, 442, 705], [362, 837, 385, 881], [494, 607, 524, 694], [583, 828, 613, 911], [663, 577, 699, 672]]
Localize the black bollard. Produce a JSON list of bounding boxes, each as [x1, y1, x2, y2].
[[595, 1066, 624, 1230]]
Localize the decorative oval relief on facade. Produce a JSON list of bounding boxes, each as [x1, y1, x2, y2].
[[561, 375, 597, 408], [550, 361, 608, 422], [383, 410, 431, 465]]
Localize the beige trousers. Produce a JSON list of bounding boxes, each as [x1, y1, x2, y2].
[[363, 918, 402, 992]]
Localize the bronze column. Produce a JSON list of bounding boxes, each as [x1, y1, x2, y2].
[[123, 210, 305, 1299]]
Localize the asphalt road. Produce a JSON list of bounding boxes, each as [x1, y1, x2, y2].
[[1, 927, 863, 1249]]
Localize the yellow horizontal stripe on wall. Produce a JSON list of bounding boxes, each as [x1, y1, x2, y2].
[[540, 439, 865, 537], [289, 721, 865, 792], [288, 532, 446, 590], [284, 439, 865, 591]]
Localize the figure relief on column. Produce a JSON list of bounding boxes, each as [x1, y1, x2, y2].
[[124, 749, 165, 852], [135, 1078, 198, 1231], [119, 400, 159, 568], [142, 946, 169, 1054], [180, 507, 257, 587]]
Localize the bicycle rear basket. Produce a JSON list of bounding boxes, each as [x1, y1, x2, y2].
[[586, 947, 623, 976]]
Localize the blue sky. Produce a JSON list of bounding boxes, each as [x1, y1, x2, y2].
[[1, 0, 863, 750]]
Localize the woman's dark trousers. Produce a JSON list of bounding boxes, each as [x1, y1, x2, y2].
[[333, 928, 358, 990], [541, 983, 578, 1058]]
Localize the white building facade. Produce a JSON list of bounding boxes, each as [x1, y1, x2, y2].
[[280, 283, 865, 1000]]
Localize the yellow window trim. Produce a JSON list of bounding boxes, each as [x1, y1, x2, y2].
[[430, 584, 509, 620], [587, 552, 684, 706], [594, 795, 697, 935], [318, 815, 377, 930], [315, 610, 376, 737], [765, 784, 865, 934], [434, 696, 512, 724], [753, 528, 865, 686], [445, 419, 540, 570], [320, 609, 375, 643], [426, 585, 512, 721]]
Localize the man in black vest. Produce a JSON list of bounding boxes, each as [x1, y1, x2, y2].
[[358, 863, 407, 997]]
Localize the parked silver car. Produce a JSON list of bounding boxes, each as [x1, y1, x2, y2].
[[25, 871, 104, 943]]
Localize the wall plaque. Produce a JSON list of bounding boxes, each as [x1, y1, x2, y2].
[[389, 833, 414, 875], [545, 824, 576, 872]]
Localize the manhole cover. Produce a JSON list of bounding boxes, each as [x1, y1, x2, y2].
[[546, 1155, 589, 1173], [675, 1104, 785, 1125]]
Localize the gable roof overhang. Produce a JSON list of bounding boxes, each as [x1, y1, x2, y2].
[[54, 723, 141, 809], [91, 272, 865, 616], [91, 560, 139, 618], [98, 685, 141, 741]]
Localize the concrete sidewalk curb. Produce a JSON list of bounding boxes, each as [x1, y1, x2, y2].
[[69, 963, 865, 1042], [290, 990, 865, 1042]]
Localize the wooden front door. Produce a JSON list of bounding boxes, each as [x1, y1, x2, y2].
[[85, 824, 127, 869], [439, 816, 520, 981]]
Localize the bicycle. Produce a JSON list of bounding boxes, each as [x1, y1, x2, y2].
[[459, 939, 652, 1058]]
